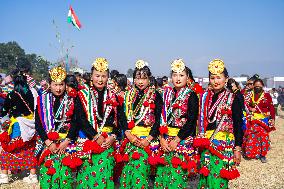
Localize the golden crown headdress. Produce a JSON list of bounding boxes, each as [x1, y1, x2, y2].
[[135, 59, 148, 69], [92, 57, 109, 72], [171, 59, 186, 73], [208, 59, 225, 75], [49, 66, 67, 82]]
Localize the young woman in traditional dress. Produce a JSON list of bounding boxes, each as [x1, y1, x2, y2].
[[154, 59, 199, 188], [120, 60, 163, 189], [74, 58, 125, 188], [0, 70, 38, 184], [243, 78, 275, 163], [35, 67, 79, 189], [195, 59, 244, 189]]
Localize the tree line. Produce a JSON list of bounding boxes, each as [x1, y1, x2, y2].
[[0, 41, 51, 81]]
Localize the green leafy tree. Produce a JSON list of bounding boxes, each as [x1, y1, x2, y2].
[[0, 41, 51, 82], [0, 41, 25, 72]]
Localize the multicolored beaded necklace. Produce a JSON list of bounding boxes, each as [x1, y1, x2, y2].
[[125, 86, 155, 125], [160, 87, 192, 133]]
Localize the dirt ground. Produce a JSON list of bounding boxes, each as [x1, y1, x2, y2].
[[1, 115, 283, 189], [228, 115, 284, 189]]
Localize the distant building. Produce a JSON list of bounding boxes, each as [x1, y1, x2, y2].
[[70, 67, 85, 74], [267, 77, 284, 88]]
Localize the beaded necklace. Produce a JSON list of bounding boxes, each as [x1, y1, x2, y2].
[[168, 87, 192, 124], [90, 87, 114, 132], [90, 88, 108, 121], [133, 88, 149, 117], [160, 87, 192, 128], [53, 95, 68, 121], [199, 90, 233, 134], [125, 86, 155, 125], [251, 91, 264, 107], [38, 93, 69, 132], [207, 90, 226, 123]]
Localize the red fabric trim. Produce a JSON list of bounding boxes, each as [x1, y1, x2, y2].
[[78, 91, 89, 120], [250, 119, 275, 132], [38, 149, 52, 165]]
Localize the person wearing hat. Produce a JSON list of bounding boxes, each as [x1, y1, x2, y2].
[[74, 58, 125, 188], [195, 59, 244, 189], [120, 60, 163, 189], [0, 69, 38, 184], [35, 66, 78, 188], [154, 59, 199, 188]]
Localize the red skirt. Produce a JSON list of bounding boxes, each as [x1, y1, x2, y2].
[[243, 121, 270, 159], [0, 138, 37, 171]]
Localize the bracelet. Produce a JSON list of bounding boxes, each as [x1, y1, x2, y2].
[[93, 134, 101, 141], [47, 141, 53, 147]]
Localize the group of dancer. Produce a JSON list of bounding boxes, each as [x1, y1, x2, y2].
[[0, 57, 275, 189]]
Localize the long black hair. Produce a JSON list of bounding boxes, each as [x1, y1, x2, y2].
[[133, 66, 152, 79], [110, 70, 119, 80], [114, 74, 127, 91], [253, 78, 264, 86], [227, 78, 239, 91], [149, 76, 157, 87], [83, 72, 91, 86], [66, 75, 79, 91], [12, 69, 30, 94], [156, 78, 164, 87]]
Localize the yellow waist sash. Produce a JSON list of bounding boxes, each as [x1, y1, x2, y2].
[[252, 113, 266, 120], [205, 130, 235, 141], [57, 126, 113, 140], [131, 126, 151, 137], [8, 114, 34, 135], [59, 126, 113, 140], [101, 126, 113, 133], [59, 133, 67, 140], [168, 127, 180, 136], [58, 126, 113, 140]]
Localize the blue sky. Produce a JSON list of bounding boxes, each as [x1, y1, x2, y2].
[[1, 0, 284, 77]]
